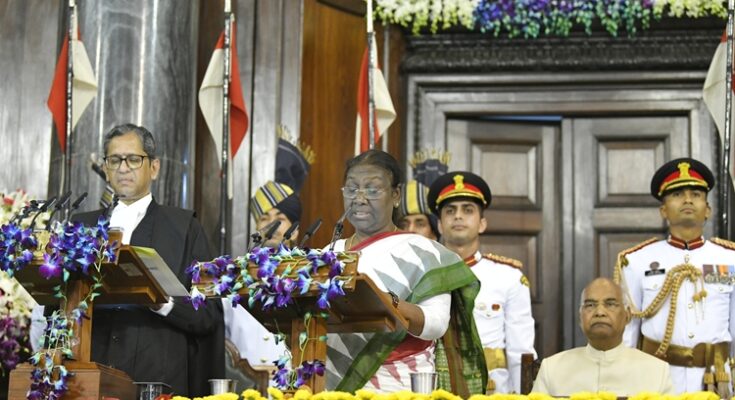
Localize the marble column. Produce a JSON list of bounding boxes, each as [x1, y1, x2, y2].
[[0, 0, 60, 199], [47, 0, 200, 210]]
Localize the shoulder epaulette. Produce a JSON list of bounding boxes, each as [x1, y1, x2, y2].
[[711, 237, 735, 251], [613, 237, 659, 284], [483, 253, 523, 270]]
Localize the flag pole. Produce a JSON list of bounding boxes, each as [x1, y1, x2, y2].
[[721, 0, 734, 238], [220, 0, 233, 254], [62, 0, 75, 212], [366, 0, 376, 151], [381, 24, 390, 152]]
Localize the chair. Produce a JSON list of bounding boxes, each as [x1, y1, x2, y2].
[[224, 339, 275, 396], [520, 353, 541, 394]]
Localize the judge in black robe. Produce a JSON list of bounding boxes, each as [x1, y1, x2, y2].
[[73, 201, 224, 396]]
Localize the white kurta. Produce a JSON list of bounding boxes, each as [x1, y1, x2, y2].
[[621, 239, 735, 393], [532, 343, 674, 396], [468, 251, 536, 394]]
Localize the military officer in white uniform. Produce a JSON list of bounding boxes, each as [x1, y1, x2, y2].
[[428, 171, 536, 394], [616, 157, 735, 397]]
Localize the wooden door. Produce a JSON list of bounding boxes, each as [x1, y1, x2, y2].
[[566, 116, 689, 346], [446, 119, 561, 358]]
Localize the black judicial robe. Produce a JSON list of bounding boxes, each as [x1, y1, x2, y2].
[[73, 200, 225, 396]]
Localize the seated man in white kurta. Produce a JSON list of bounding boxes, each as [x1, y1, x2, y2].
[[532, 278, 673, 396]]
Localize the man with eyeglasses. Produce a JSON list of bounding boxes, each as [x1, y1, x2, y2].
[[532, 278, 673, 395], [72, 124, 224, 396], [427, 171, 535, 394], [615, 158, 735, 396]]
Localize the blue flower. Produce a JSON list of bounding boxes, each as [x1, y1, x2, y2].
[[187, 286, 207, 310], [39, 254, 61, 280]]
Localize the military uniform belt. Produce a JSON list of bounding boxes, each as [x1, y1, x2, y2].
[[483, 347, 507, 370], [641, 336, 730, 368], [483, 347, 507, 394]]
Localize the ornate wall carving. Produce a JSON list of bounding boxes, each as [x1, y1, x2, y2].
[[402, 19, 723, 73]]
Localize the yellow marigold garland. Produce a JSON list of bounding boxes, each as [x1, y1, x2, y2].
[[166, 390, 726, 400]]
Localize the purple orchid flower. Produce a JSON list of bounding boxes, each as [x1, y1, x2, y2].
[[39, 254, 62, 280], [187, 287, 207, 310]]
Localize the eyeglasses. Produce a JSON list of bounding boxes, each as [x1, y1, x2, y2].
[[581, 300, 622, 312], [104, 154, 150, 170], [341, 186, 387, 200]]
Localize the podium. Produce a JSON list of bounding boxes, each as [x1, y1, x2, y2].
[[196, 253, 409, 392], [8, 236, 179, 400]]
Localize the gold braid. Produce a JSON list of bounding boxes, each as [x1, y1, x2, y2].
[[613, 237, 659, 284], [630, 262, 707, 357]]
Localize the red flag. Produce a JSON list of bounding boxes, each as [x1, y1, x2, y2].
[[199, 26, 249, 198], [46, 16, 98, 153], [48, 35, 70, 152], [199, 26, 249, 160], [355, 41, 396, 155]]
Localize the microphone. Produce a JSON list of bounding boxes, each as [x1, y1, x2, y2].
[[29, 196, 57, 231], [60, 192, 88, 225], [69, 192, 88, 212], [248, 219, 281, 250], [91, 162, 107, 180], [12, 200, 39, 224], [298, 218, 322, 247], [263, 220, 282, 243], [280, 222, 300, 246], [45, 191, 72, 230], [328, 204, 353, 251]]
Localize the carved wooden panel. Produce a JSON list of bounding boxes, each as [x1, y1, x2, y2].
[[571, 115, 688, 346], [473, 143, 538, 207], [598, 139, 665, 206]]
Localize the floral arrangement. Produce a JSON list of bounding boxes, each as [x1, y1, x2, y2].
[[0, 207, 116, 400], [187, 245, 354, 390], [0, 190, 44, 378], [0, 271, 34, 375], [168, 388, 721, 400], [374, 0, 727, 38], [27, 217, 115, 400]]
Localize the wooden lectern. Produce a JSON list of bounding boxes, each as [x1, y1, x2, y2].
[[8, 237, 178, 400], [198, 254, 409, 393]]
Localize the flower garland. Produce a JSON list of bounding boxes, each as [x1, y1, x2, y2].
[[187, 245, 354, 390], [167, 388, 721, 400], [374, 0, 727, 38]]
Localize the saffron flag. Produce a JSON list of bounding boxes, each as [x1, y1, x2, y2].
[[199, 25, 249, 198], [355, 40, 396, 155], [703, 30, 735, 176], [47, 9, 98, 153]]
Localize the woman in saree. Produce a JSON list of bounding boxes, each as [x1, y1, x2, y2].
[[325, 150, 486, 394]]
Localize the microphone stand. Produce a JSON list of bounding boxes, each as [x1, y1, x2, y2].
[[328, 205, 353, 252], [29, 197, 57, 231], [45, 191, 72, 231]]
